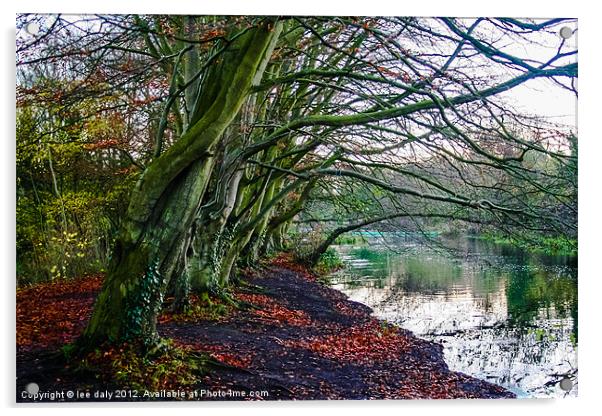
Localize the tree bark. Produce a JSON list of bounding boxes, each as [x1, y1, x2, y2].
[[78, 22, 281, 349]]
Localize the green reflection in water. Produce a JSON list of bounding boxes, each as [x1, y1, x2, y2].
[[330, 236, 577, 398]]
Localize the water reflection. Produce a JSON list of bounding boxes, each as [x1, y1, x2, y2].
[[329, 237, 578, 398]]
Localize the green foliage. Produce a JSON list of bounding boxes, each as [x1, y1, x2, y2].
[[315, 247, 344, 275], [81, 340, 208, 392], [16, 15, 579, 357], [379, 320, 397, 337], [289, 227, 325, 263], [334, 234, 363, 245], [482, 232, 577, 256], [167, 296, 232, 323], [539, 236, 577, 255], [570, 332, 577, 347], [16, 105, 137, 284], [16, 191, 119, 284], [124, 259, 163, 342]]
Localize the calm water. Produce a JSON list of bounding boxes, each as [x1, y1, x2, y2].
[[329, 236, 578, 398]]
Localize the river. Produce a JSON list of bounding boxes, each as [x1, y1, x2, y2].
[[329, 235, 577, 398]]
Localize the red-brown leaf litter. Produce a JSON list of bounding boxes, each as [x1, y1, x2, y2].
[[16, 254, 514, 401], [17, 274, 104, 351]]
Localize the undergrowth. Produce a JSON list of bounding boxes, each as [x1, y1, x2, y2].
[[160, 293, 234, 324], [76, 340, 209, 392], [314, 247, 345, 277]]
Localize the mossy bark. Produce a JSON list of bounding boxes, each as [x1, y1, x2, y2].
[[80, 159, 214, 347], [79, 22, 281, 349]]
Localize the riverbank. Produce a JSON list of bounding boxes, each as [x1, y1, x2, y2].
[[17, 254, 514, 401]]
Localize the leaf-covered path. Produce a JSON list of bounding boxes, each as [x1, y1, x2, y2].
[[17, 258, 515, 401]]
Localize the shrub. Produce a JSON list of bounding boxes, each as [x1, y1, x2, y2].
[[315, 247, 345, 275]]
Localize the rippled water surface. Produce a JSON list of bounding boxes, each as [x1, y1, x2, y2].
[[329, 236, 577, 398]]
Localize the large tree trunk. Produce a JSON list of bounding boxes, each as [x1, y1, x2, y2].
[[222, 178, 305, 283], [78, 22, 281, 349], [81, 159, 214, 347], [187, 165, 244, 294], [218, 177, 277, 285], [259, 178, 318, 255]]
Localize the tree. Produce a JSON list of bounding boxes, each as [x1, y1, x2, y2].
[[16, 15, 577, 351]]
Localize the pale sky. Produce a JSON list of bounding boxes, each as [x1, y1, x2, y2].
[[17, 15, 578, 133], [496, 19, 578, 130]]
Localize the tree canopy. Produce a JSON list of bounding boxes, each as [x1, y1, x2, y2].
[[16, 15, 577, 349]]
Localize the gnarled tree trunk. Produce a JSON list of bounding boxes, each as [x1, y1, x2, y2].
[[79, 22, 281, 349]]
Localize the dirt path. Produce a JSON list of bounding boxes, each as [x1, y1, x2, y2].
[[17, 262, 515, 401]]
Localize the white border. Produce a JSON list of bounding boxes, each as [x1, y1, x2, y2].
[[7, 0, 582, 17], [3, 1, 600, 416]]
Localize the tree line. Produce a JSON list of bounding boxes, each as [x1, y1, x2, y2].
[[16, 15, 577, 351]]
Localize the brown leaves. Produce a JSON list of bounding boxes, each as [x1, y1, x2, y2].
[[282, 321, 411, 365], [83, 139, 120, 151], [175, 340, 254, 369], [270, 253, 317, 281], [16, 274, 104, 351], [235, 293, 312, 327], [332, 300, 367, 319], [199, 28, 226, 42], [16, 259, 513, 400]]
